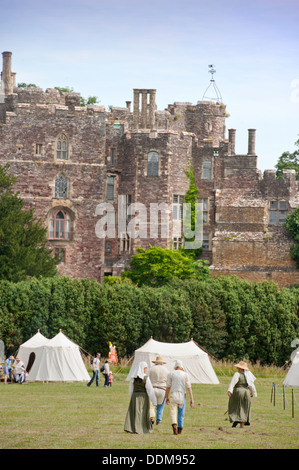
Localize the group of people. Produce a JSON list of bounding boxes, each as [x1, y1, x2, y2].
[[87, 353, 113, 388], [3, 356, 26, 384], [124, 356, 257, 435], [124, 356, 194, 435]]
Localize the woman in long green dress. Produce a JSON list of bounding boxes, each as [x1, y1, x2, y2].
[[227, 361, 257, 428], [124, 361, 157, 434]]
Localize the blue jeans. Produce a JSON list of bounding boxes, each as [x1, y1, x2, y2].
[[104, 373, 109, 387], [177, 397, 186, 429], [156, 400, 166, 423], [87, 370, 99, 387]]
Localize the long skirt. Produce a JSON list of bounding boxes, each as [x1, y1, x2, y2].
[[228, 387, 251, 425], [124, 391, 153, 434]]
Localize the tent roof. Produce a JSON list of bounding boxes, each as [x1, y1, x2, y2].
[[46, 331, 79, 349], [135, 338, 208, 357], [127, 338, 219, 384], [19, 331, 49, 348]]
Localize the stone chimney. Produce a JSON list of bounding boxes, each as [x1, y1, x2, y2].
[[1, 51, 14, 96], [247, 129, 256, 155], [228, 128, 236, 154], [133, 89, 156, 130]]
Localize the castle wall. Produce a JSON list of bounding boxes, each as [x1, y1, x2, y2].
[[1, 51, 298, 287], [0, 96, 107, 281]]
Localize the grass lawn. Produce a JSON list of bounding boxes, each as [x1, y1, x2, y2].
[[0, 365, 298, 450]]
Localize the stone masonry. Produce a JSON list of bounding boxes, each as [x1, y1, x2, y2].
[[0, 52, 298, 287]]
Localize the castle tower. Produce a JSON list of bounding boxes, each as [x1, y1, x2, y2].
[[1, 51, 16, 96]]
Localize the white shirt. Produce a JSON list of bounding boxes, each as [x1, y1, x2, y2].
[[149, 365, 169, 404], [13, 360, 25, 374], [227, 372, 257, 397], [93, 357, 101, 371], [166, 369, 191, 406]]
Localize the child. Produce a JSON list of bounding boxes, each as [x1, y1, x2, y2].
[[108, 372, 113, 387]]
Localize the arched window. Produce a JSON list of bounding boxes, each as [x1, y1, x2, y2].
[[56, 134, 68, 160], [147, 151, 159, 176], [55, 174, 68, 198], [49, 209, 71, 240]]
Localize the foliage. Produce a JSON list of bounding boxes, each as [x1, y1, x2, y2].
[[54, 86, 99, 107], [0, 275, 298, 366], [17, 83, 38, 88], [183, 164, 202, 257], [0, 163, 58, 282], [285, 206, 299, 268], [122, 246, 210, 287], [275, 136, 299, 179]]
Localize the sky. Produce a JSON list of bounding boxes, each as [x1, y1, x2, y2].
[[1, 0, 299, 172]]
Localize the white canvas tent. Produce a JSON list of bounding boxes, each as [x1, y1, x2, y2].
[[18, 330, 50, 371], [126, 338, 219, 384], [18, 330, 90, 382], [283, 349, 299, 389]]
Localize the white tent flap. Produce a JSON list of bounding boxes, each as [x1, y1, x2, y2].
[[127, 338, 219, 384], [283, 350, 299, 388]]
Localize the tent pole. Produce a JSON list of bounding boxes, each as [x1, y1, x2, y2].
[[292, 389, 294, 418]]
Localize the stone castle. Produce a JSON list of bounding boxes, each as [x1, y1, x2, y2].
[[1, 51, 298, 287]]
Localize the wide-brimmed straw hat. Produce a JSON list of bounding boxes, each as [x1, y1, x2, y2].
[[152, 356, 166, 364], [234, 361, 249, 370]]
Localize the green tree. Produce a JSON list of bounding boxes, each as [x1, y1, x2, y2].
[[54, 86, 99, 107], [122, 246, 210, 287], [0, 164, 58, 282], [285, 206, 299, 268], [275, 136, 299, 179], [17, 83, 38, 88]]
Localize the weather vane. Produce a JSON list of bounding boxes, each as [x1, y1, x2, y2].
[[202, 64, 222, 103]]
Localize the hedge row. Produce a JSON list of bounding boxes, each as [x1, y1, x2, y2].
[[0, 276, 298, 366]]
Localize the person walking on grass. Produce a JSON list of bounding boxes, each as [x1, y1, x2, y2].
[[165, 360, 194, 435], [124, 361, 157, 434], [149, 356, 169, 426], [87, 353, 101, 387], [227, 360, 257, 428]]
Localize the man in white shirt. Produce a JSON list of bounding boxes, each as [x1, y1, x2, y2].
[[149, 356, 169, 425], [87, 353, 101, 387], [12, 357, 26, 384], [165, 360, 194, 435]]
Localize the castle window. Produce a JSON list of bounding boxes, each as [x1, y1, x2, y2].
[[147, 151, 159, 176], [54, 247, 66, 264], [173, 195, 184, 220], [268, 200, 288, 225], [35, 144, 42, 155], [55, 174, 68, 198], [120, 233, 130, 252], [173, 237, 183, 250], [202, 161, 212, 180], [110, 149, 115, 165], [107, 176, 115, 200], [202, 233, 210, 250], [49, 209, 71, 240], [198, 198, 208, 223], [56, 134, 68, 160]]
